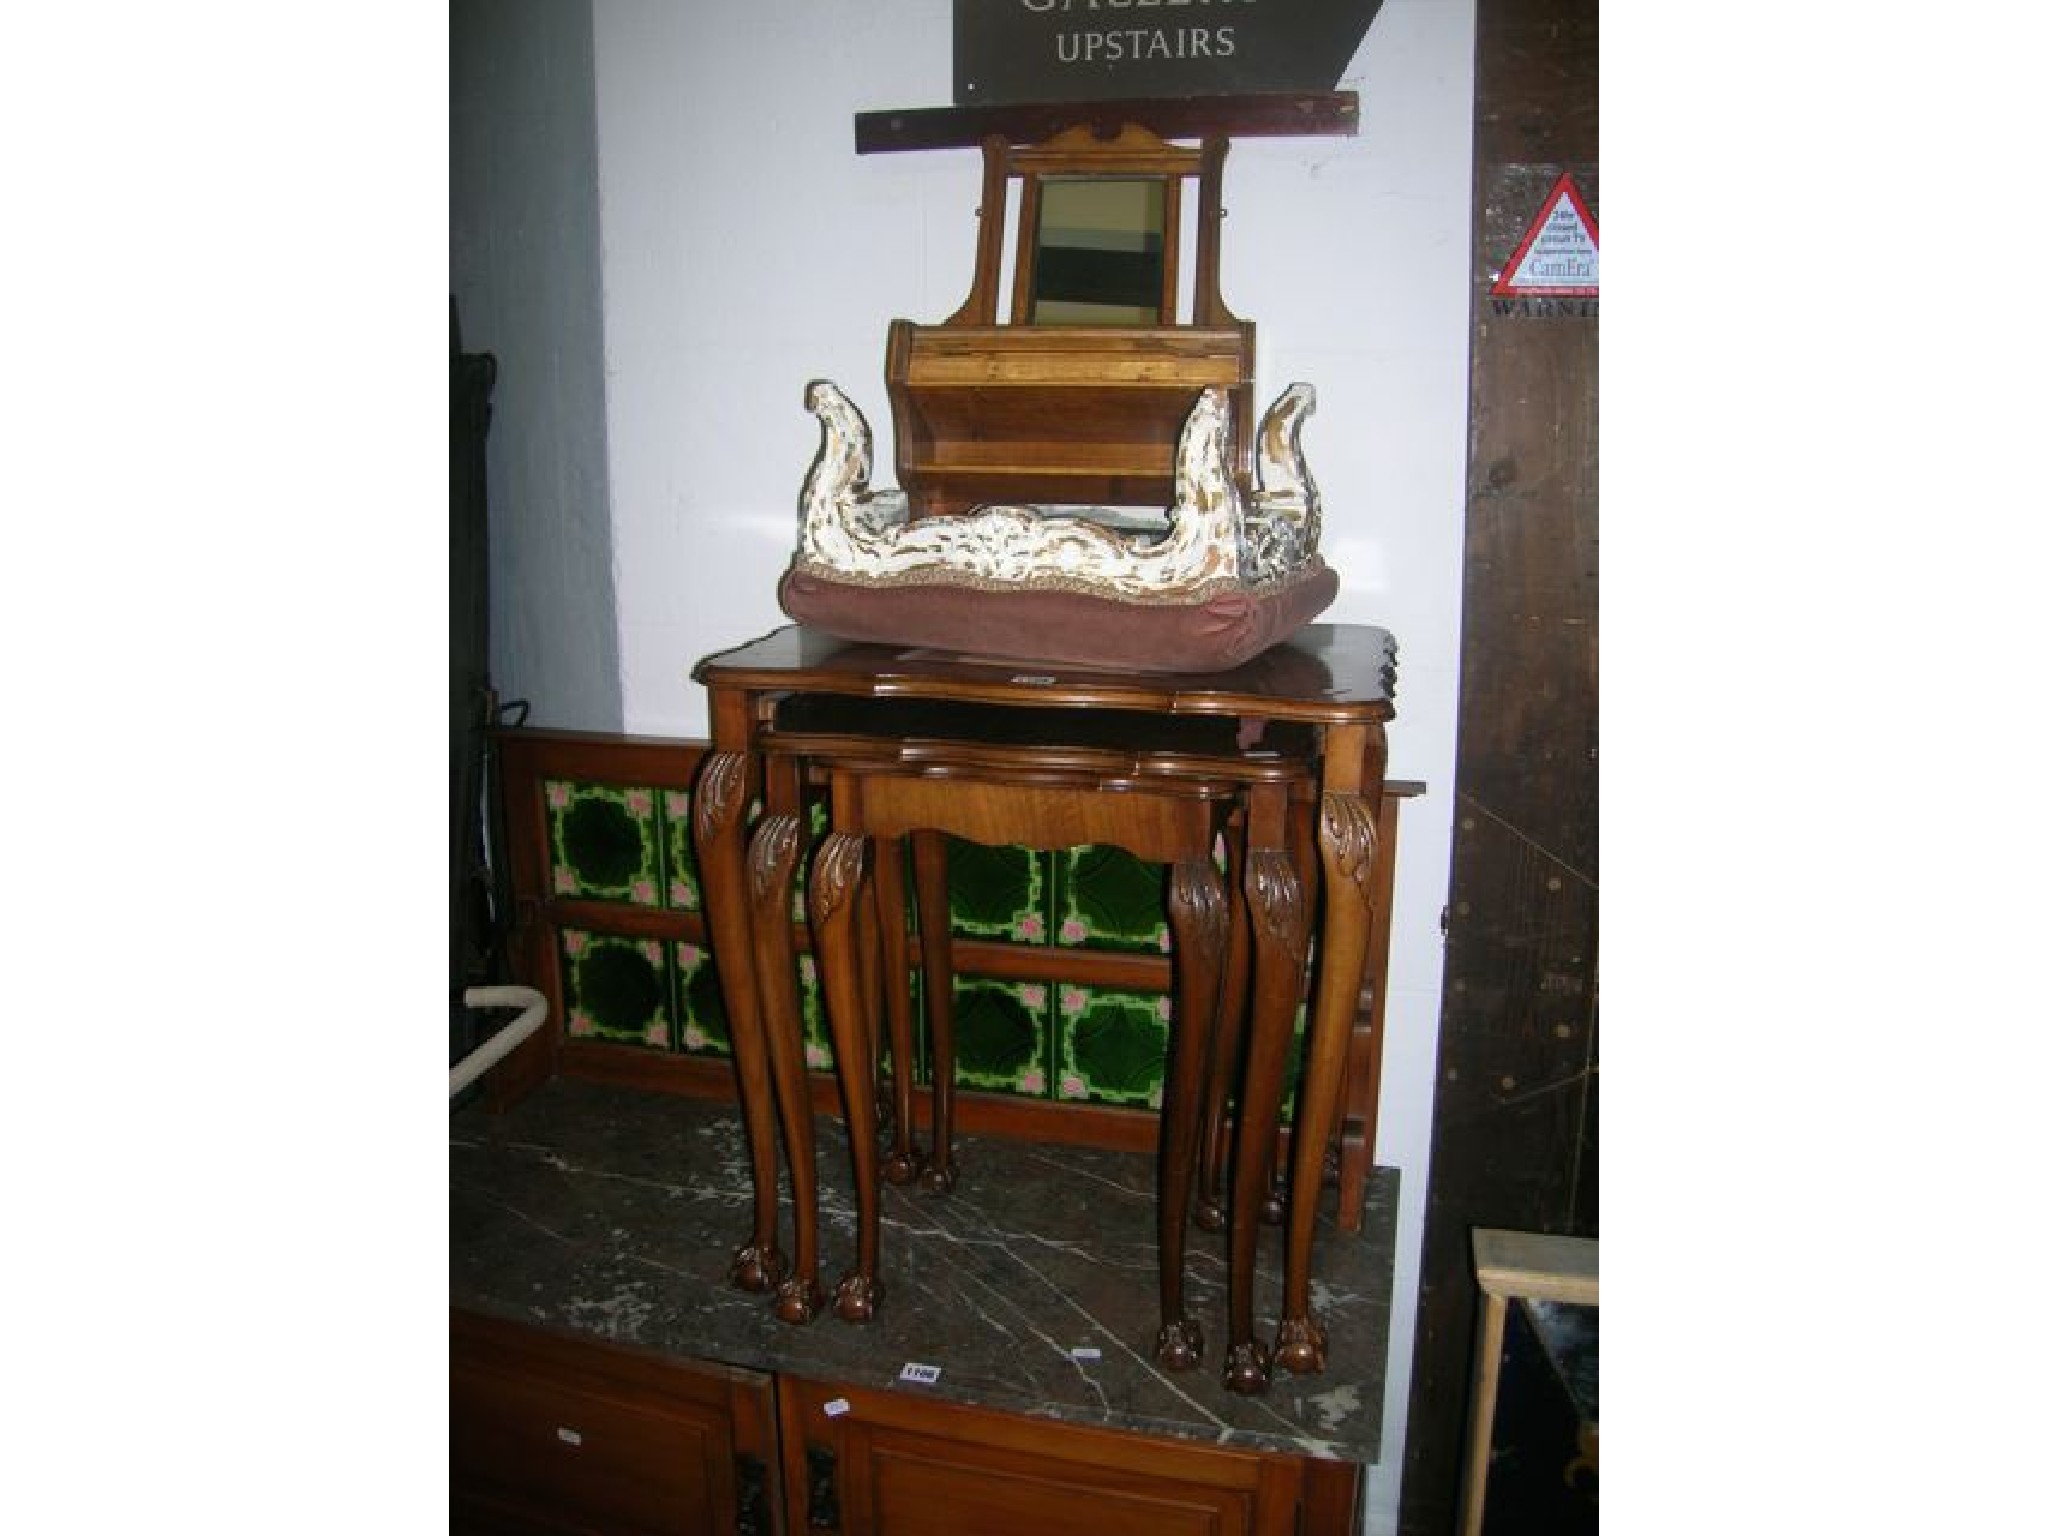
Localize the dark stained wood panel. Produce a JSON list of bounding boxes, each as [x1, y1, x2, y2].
[[1400, 2, 1599, 1532], [450, 1309, 782, 1535], [855, 92, 1359, 154]]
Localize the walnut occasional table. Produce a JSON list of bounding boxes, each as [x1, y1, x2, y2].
[[690, 623, 1396, 1393]]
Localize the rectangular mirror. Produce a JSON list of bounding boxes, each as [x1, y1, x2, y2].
[[1027, 176, 1169, 326]]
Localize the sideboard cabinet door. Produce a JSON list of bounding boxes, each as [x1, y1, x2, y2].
[[777, 1376, 1356, 1536], [451, 1309, 781, 1535]]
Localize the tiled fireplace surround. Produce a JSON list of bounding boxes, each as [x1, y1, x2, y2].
[[497, 727, 1308, 1131]]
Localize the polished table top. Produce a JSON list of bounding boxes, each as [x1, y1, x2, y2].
[[692, 623, 1398, 725]]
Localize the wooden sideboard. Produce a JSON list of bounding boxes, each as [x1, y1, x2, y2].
[[453, 1309, 1355, 1536]]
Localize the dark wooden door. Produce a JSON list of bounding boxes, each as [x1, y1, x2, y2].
[[1401, 1, 1599, 1531], [450, 1309, 782, 1535], [778, 1375, 1357, 1536]]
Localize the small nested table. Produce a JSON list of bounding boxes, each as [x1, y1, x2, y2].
[[690, 623, 1396, 1394], [759, 692, 1320, 1376]]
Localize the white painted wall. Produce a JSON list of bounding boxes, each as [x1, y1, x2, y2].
[[592, 4, 1472, 1530], [452, 0, 623, 732]]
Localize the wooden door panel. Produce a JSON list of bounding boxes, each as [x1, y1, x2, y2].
[[451, 1309, 776, 1536], [780, 1377, 1312, 1536], [451, 1357, 728, 1534], [865, 1430, 1248, 1536]]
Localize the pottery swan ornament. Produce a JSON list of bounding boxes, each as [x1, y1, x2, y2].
[[793, 380, 1325, 601]]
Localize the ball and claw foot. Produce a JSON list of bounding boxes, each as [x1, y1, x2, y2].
[[729, 1243, 786, 1294], [772, 1275, 829, 1324], [1193, 1198, 1226, 1234], [1153, 1316, 1204, 1371], [1224, 1339, 1273, 1396], [920, 1160, 959, 1195], [834, 1271, 884, 1323], [1273, 1314, 1328, 1375], [880, 1146, 927, 1186]]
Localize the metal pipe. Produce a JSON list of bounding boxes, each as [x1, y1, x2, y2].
[[450, 985, 548, 1096]]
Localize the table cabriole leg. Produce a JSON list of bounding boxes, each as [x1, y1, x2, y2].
[[693, 750, 785, 1293], [748, 812, 828, 1324], [870, 836, 926, 1186], [1226, 843, 1308, 1395], [1274, 790, 1379, 1375], [910, 832, 958, 1195], [1154, 853, 1227, 1371], [1195, 816, 1252, 1235], [810, 830, 886, 1323]]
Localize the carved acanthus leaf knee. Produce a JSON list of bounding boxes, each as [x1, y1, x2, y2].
[[807, 832, 866, 927], [1318, 791, 1378, 890], [694, 751, 752, 844]]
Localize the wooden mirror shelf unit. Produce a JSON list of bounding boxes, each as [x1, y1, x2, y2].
[[888, 121, 1247, 519]]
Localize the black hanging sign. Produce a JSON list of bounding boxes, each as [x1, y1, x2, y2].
[[954, 0, 1386, 108]]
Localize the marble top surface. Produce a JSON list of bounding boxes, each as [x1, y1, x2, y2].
[[451, 1077, 1397, 1463]]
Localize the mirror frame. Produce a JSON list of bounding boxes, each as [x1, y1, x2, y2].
[[944, 122, 1235, 330]]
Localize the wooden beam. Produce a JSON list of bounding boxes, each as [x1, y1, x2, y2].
[[1399, 1, 1599, 1531], [854, 91, 1358, 155]]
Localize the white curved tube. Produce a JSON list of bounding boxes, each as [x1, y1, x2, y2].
[[449, 985, 549, 1096]]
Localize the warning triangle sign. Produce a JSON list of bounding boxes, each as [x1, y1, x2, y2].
[[1492, 173, 1599, 297]]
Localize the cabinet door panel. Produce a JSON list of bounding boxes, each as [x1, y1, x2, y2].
[[451, 1309, 775, 1536], [867, 1433, 1246, 1535], [451, 1355, 729, 1533], [782, 1378, 1301, 1536]]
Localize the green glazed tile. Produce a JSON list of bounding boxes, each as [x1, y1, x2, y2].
[[1054, 983, 1170, 1109], [1052, 844, 1169, 953], [903, 970, 930, 1087], [1279, 1000, 1310, 1122], [661, 788, 700, 912], [560, 929, 673, 1050], [852, 956, 928, 1091], [797, 953, 834, 1073], [944, 977, 1052, 1096], [945, 839, 1051, 944], [680, 942, 829, 1067], [790, 799, 830, 922], [546, 781, 661, 906], [672, 939, 729, 1058]]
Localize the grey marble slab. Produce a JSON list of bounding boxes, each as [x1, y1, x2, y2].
[[450, 1078, 1397, 1463]]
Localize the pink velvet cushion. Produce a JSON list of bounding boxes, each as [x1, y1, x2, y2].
[[777, 562, 1339, 674]]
